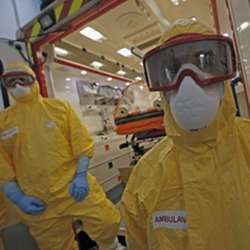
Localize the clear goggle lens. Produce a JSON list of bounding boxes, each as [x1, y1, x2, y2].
[[143, 36, 236, 91]]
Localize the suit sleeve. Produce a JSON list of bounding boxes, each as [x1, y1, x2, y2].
[[121, 191, 149, 250], [66, 103, 94, 158], [0, 144, 15, 186], [121, 158, 150, 250]]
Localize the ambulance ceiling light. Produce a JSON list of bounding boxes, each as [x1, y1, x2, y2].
[[81, 70, 87, 75], [171, 0, 186, 6], [117, 70, 126, 76], [80, 26, 106, 42], [55, 47, 68, 56], [237, 22, 250, 32], [90, 61, 103, 69], [117, 48, 132, 57]]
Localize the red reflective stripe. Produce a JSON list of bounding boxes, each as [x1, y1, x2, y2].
[[26, 27, 33, 41], [59, 0, 74, 21]]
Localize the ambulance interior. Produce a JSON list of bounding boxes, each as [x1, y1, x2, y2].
[[45, 0, 249, 199], [1, 0, 250, 249]]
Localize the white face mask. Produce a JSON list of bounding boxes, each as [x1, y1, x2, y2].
[[165, 76, 224, 131], [9, 84, 31, 98]]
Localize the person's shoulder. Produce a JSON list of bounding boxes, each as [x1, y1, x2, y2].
[[43, 97, 68, 106], [141, 136, 174, 164], [0, 105, 19, 133], [123, 136, 175, 211], [125, 136, 174, 193], [42, 98, 70, 112], [0, 105, 16, 121], [235, 116, 250, 131]]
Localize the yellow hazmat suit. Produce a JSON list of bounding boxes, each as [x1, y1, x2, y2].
[[0, 63, 120, 250], [0, 193, 20, 230], [121, 21, 250, 250]]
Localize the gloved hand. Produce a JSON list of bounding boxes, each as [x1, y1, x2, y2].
[[2, 181, 46, 215], [70, 156, 90, 202]]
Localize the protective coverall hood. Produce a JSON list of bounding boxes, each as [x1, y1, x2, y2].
[[159, 20, 236, 144], [4, 63, 40, 103]]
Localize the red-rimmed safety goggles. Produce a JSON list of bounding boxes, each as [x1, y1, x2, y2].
[[1, 72, 35, 88], [143, 34, 237, 92]]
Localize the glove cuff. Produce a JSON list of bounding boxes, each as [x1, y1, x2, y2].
[[3, 181, 23, 204], [76, 156, 90, 175]]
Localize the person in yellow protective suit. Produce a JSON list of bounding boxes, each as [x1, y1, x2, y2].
[[121, 19, 250, 250], [0, 62, 121, 250]]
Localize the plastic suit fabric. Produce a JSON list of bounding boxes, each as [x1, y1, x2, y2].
[[0, 194, 21, 250], [0, 194, 20, 231], [0, 63, 120, 250], [121, 20, 250, 250]]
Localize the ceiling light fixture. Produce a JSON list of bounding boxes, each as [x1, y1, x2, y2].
[[191, 17, 197, 21], [117, 48, 132, 57], [80, 26, 106, 42], [171, 0, 186, 6], [81, 70, 87, 75], [66, 78, 71, 81], [90, 61, 103, 69], [135, 76, 142, 81], [125, 82, 131, 86], [171, 0, 179, 6], [223, 33, 230, 37], [117, 70, 126, 76], [237, 22, 250, 32], [55, 47, 68, 56], [107, 77, 113, 81]]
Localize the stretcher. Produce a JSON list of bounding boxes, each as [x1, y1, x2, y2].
[[114, 109, 165, 135]]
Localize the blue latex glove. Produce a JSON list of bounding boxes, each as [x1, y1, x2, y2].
[[2, 181, 46, 215], [69, 156, 90, 202]]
